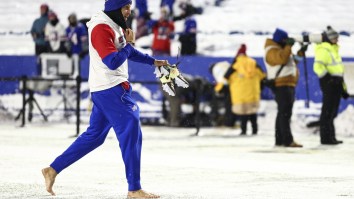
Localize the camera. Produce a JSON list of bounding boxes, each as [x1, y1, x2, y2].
[[292, 33, 324, 44]]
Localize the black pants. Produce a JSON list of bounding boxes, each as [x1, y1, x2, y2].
[[274, 86, 295, 146], [319, 77, 343, 142], [35, 44, 48, 56], [240, 114, 257, 134]]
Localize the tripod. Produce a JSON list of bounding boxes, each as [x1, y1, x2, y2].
[[46, 79, 75, 120], [15, 89, 48, 125]]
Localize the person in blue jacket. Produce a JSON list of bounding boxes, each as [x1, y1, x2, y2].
[[179, 16, 197, 55], [41, 0, 167, 198], [65, 13, 89, 58], [30, 4, 49, 55]]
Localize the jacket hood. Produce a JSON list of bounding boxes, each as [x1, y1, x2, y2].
[[234, 55, 257, 78], [264, 38, 281, 49], [86, 11, 119, 30], [314, 42, 339, 51]]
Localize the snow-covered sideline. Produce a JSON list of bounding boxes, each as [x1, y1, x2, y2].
[[1, 123, 354, 199]]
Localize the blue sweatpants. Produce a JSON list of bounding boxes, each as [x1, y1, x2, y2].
[[50, 83, 142, 191]]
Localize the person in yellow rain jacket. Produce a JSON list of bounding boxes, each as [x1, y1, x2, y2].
[[313, 26, 349, 145], [223, 44, 265, 135]]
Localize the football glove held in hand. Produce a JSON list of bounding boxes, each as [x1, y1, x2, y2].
[[155, 64, 189, 96]]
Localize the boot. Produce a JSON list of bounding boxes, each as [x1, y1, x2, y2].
[[321, 139, 343, 145], [285, 141, 303, 148]]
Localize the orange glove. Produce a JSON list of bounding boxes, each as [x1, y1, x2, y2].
[[214, 82, 224, 93]]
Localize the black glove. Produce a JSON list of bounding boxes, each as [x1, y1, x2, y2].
[[342, 90, 350, 99], [285, 38, 295, 46], [297, 44, 308, 56], [319, 73, 331, 88], [299, 44, 308, 53], [342, 79, 350, 99]]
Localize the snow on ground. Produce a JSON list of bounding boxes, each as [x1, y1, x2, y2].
[[1, 123, 354, 199], [1, 1, 354, 198]]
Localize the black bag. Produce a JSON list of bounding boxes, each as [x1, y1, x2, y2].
[[263, 65, 285, 90], [262, 79, 276, 89]]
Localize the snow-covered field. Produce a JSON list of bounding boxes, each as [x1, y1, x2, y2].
[[1, 1, 354, 198], [1, 124, 354, 199]]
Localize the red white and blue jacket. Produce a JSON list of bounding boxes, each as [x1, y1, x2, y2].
[[87, 11, 155, 92]]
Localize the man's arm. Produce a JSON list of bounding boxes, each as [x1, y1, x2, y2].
[[266, 45, 292, 66], [314, 48, 331, 78], [124, 28, 167, 67], [91, 24, 132, 70]]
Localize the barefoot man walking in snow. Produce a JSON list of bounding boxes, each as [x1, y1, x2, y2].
[[42, 0, 168, 198]]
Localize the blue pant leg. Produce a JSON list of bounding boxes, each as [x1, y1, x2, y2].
[[93, 85, 142, 191], [50, 103, 111, 173]]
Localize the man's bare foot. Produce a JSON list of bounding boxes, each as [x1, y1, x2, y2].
[[41, 167, 57, 196], [127, 189, 160, 198]]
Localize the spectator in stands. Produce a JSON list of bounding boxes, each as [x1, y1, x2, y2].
[[224, 44, 265, 135], [135, 0, 151, 39], [65, 13, 88, 58], [160, 0, 175, 17], [178, 16, 197, 55], [173, 0, 203, 21], [45, 10, 67, 53], [30, 4, 49, 56], [150, 6, 174, 56], [313, 26, 348, 145], [264, 28, 305, 147]]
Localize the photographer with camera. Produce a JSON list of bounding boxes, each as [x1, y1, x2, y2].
[[314, 26, 348, 145], [264, 28, 306, 147]]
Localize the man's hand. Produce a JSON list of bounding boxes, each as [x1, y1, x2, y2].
[[297, 44, 308, 56], [285, 38, 295, 46], [154, 60, 169, 67], [342, 80, 350, 99], [299, 44, 308, 52], [342, 90, 350, 99], [124, 28, 135, 44]]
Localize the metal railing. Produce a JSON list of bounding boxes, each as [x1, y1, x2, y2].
[[0, 76, 203, 136]]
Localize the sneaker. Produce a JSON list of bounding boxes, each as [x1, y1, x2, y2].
[[162, 82, 176, 96]]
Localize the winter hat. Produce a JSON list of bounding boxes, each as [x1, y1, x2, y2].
[[104, 0, 132, 12], [236, 44, 247, 57], [40, 4, 49, 10], [272, 28, 288, 43], [325, 26, 339, 41], [48, 10, 57, 19]]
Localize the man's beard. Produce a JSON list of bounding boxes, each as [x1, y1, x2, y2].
[[104, 9, 127, 30]]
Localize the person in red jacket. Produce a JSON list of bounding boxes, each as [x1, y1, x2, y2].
[[151, 6, 174, 56]]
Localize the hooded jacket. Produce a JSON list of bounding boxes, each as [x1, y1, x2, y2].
[[313, 42, 344, 78], [264, 38, 299, 87], [86, 11, 154, 92], [227, 55, 265, 106]]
